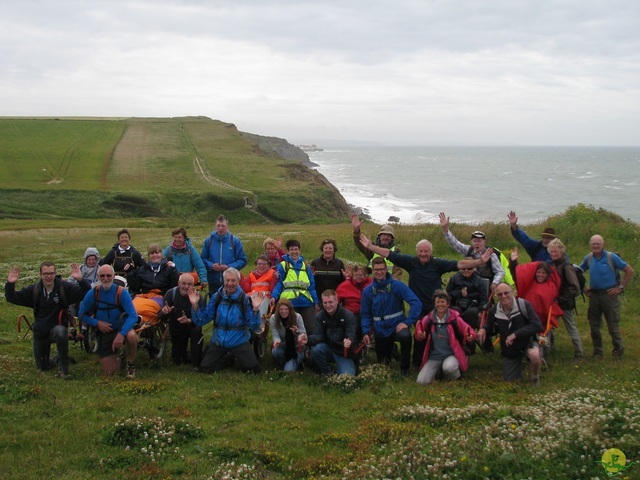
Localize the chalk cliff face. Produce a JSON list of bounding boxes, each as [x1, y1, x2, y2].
[[239, 131, 318, 167]]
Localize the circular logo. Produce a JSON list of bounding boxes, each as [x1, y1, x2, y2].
[[601, 448, 626, 475]]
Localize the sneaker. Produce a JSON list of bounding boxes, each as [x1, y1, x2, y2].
[[126, 365, 136, 378], [58, 371, 72, 380]]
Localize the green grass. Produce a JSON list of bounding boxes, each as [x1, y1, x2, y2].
[[0, 204, 639, 479], [0, 117, 351, 223]]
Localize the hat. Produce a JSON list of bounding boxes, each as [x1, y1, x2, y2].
[[541, 228, 556, 239], [378, 225, 395, 238], [471, 231, 486, 239]]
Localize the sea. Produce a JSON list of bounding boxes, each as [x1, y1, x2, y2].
[[308, 146, 640, 225]]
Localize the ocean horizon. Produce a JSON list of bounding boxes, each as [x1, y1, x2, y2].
[[309, 145, 640, 226]]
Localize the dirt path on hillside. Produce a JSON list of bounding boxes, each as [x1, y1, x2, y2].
[[192, 156, 246, 191]]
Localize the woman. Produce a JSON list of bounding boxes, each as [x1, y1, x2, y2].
[[163, 227, 208, 289], [336, 264, 372, 324], [241, 254, 278, 332], [263, 237, 286, 270], [67, 247, 101, 317], [510, 247, 563, 339], [100, 228, 146, 276], [310, 238, 345, 299], [269, 298, 307, 372], [415, 290, 476, 385]]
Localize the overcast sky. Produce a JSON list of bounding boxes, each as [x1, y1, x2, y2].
[[2, 1, 639, 145]]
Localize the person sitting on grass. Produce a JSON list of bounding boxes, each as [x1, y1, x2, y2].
[[269, 298, 307, 372], [415, 290, 476, 385], [78, 265, 139, 378]]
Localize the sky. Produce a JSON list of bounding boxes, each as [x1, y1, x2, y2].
[[2, 0, 639, 146]]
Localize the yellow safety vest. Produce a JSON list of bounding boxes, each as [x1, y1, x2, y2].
[[280, 260, 313, 303]]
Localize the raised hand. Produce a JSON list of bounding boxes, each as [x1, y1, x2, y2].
[[359, 233, 372, 250], [187, 287, 201, 308], [439, 212, 450, 232], [70, 263, 82, 281], [507, 211, 518, 228], [351, 213, 363, 231], [7, 266, 20, 283], [510, 246, 519, 262], [251, 291, 266, 311], [480, 248, 494, 264]]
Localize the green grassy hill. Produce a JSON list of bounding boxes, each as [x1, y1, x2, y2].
[[0, 117, 351, 224]]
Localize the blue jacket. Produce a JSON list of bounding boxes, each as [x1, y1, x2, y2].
[[78, 284, 138, 336], [192, 287, 259, 348], [511, 228, 552, 263], [163, 238, 208, 282], [271, 254, 319, 308], [200, 231, 248, 289], [360, 273, 422, 338]]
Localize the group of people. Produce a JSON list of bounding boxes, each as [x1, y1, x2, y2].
[[4, 211, 634, 386]]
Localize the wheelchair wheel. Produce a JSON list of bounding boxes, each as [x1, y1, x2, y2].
[[253, 333, 267, 360], [148, 325, 167, 360], [84, 327, 99, 354]]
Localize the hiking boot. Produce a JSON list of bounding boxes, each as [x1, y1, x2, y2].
[[592, 352, 603, 360], [58, 370, 72, 380], [126, 365, 136, 378], [530, 377, 541, 387], [573, 355, 585, 364]]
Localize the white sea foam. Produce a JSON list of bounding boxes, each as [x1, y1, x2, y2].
[[310, 146, 640, 225]]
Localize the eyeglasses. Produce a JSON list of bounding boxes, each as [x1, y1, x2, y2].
[[496, 291, 512, 297], [99, 274, 113, 278], [461, 268, 474, 271], [41, 272, 56, 276]]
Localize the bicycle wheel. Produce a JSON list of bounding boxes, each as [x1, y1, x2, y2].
[[148, 325, 167, 359], [84, 327, 99, 354]]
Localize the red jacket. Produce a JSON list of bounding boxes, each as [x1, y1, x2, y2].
[[336, 276, 373, 314], [515, 262, 563, 333]]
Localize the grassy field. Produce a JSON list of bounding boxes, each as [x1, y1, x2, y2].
[[0, 117, 350, 223], [0, 204, 639, 479]]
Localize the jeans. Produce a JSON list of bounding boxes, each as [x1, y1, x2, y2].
[[311, 343, 355, 376], [33, 325, 69, 373], [271, 346, 304, 372], [560, 309, 584, 357]]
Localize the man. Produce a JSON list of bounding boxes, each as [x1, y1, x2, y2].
[[439, 212, 506, 291], [351, 213, 402, 280], [477, 283, 543, 385], [547, 238, 584, 361], [189, 268, 264, 373], [270, 239, 319, 333], [160, 273, 206, 368], [200, 214, 247, 296], [360, 234, 493, 367], [507, 210, 555, 262], [308, 289, 357, 376], [579, 235, 634, 359], [360, 257, 422, 375], [446, 264, 489, 330], [78, 265, 139, 377], [5, 262, 91, 379]]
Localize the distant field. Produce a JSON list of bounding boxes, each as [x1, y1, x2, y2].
[[0, 117, 351, 223]]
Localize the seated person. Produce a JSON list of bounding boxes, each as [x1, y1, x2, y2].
[[241, 254, 278, 327], [263, 237, 286, 269], [415, 290, 477, 385], [127, 244, 180, 322], [446, 264, 488, 330], [269, 298, 307, 372], [68, 247, 101, 317]]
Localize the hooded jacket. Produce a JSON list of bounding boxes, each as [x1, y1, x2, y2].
[[192, 286, 260, 349], [200, 231, 247, 288], [163, 238, 208, 283]]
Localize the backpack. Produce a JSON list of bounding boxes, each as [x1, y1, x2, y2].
[[90, 285, 125, 317], [32, 277, 75, 327], [211, 291, 248, 327], [584, 252, 622, 286], [371, 282, 406, 314], [466, 246, 515, 287]]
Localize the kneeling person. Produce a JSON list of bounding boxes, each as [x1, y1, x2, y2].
[[78, 265, 139, 377], [190, 268, 264, 373], [360, 257, 422, 375], [308, 290, 357, 376], [477, 283, 543, 385]]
